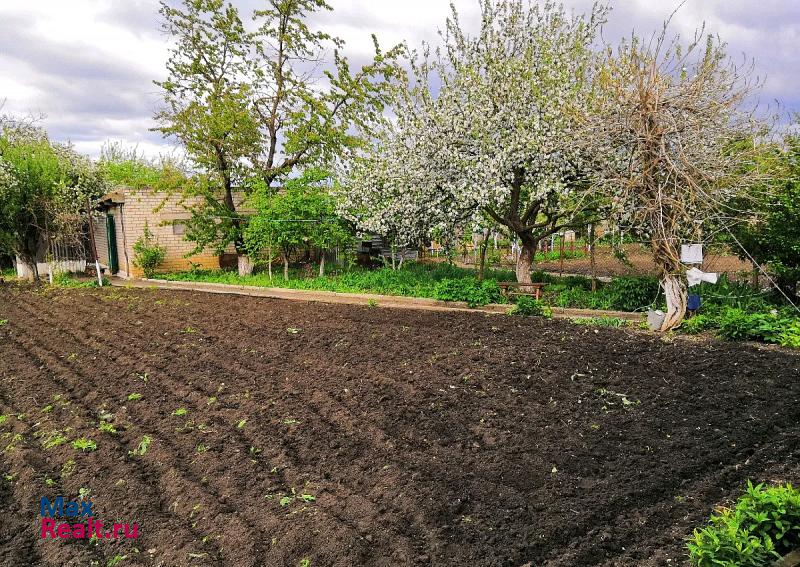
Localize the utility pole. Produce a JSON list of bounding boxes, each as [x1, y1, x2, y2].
[[85, 198, 103, 287]]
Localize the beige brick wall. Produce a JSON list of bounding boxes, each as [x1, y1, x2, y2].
[[113, 188, 223, 279]]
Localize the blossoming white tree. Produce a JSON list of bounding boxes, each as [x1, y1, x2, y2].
[[339, 0, 608, 284]]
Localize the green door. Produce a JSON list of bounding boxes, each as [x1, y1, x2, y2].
[[106, 214, 119, 274]]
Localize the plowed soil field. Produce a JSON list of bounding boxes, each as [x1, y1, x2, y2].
[[0, 284, 798, 567]]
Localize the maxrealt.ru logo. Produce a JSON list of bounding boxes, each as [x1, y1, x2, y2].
[[39, 496, 138, 540]]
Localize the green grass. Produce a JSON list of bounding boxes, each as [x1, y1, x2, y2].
[[161, 262, 517, 300], [159, 262, 793, 319], [51, 273, 110, 288]]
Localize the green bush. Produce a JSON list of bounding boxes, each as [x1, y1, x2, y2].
[[604, 276, 661, 312], [509, 296, 552, 318], [133, 223, 166, 279], [716, 309, 788, 343], [433, 278, 504, 307], [688, 482, 800, 567], [697, 276, 774, 315]]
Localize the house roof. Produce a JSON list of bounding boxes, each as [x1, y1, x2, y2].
[[97, 190, 126, 207]]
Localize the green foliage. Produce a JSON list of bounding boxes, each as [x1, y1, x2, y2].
[[695, 276, 774, 315], [433, 278, 503, 307], [778, 320, 800, 349], [71, 438, 97, 452], [162, 261, 515, 300], [603, 277, 661, 312], [99, 142, 185, 191], [552, 286, 615, 311], [51, 273, 109, 288], [129, 435, 151, 457], [127, 393, 142, 402], [244, 168, 350, 275], [716, 309, 789, 343], [0, 121, 106, 278], [688, 482, 800, 567], [132, 222, 166, 278], [731, 132, 800, 300], [572, 316, 628, 328], [509, 296, 552, 318], [681, 315, 715, 335], [39, 430, 68, 450], [155, 0, 400, 256]]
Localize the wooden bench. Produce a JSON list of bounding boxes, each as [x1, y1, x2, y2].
[[498, 281, 546, 301]]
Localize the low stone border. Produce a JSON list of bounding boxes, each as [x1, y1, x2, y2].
[[111, 277, 644, 321]]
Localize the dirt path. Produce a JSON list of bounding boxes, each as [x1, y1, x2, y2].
[[0, 284, 798, 567], [118, 278, 643, 321]]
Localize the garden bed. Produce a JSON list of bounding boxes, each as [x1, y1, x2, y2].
[[1, 284, 799, 566]]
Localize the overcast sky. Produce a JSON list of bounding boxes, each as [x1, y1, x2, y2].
[[1, 0, 798, 158]]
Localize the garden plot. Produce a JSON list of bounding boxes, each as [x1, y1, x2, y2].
[[0, 284, 798, 567]]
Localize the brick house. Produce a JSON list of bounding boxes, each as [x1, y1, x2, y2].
[[94, 187, 228, 278]]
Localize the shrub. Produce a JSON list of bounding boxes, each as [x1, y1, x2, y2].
[[604, 276, 661, 312], [553, 287, 615, 311], [688, 481, 800, 567], [133, 222, 166, 278], [510, 296, 552, 318], [698, 275, 773, 315], [433, 278, 504, 307], [716, 309, 788, 343]]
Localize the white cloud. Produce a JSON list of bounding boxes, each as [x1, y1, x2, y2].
[[1, 0, 797, 158]]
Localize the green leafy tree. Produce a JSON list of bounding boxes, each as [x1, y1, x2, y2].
[[98, 142, 186, 192], [154, 0, 400, 276], [155, 0, 260, 275], [0, 119, 106, 280], [732, 131, 800, 300], [245, 168, 348, 280]]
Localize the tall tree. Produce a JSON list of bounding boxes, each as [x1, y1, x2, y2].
[[590, 23, 767, 330], [155, 0, 261, 275], [340, 0, 607, 284], [155, 0, 400, 275]]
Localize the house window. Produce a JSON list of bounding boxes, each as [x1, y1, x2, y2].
[[172, 221, 186, 236]]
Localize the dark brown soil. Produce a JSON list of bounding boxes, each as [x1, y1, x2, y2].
[[0, 284, 798, 567]]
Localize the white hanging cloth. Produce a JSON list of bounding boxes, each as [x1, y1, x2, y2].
[[687, 267, 718, 287], [681, 244, 704, 264]]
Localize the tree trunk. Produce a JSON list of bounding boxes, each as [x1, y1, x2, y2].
[[589, 223, 597, 292], [319, 253, 325, 277], [237, 254, 254, 277], [267, 245, 273, 280], [661, 274, 687, 331], [283, 254, 289, 281], [515, 240, 536, 285], [477, 237, 489, 282]]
